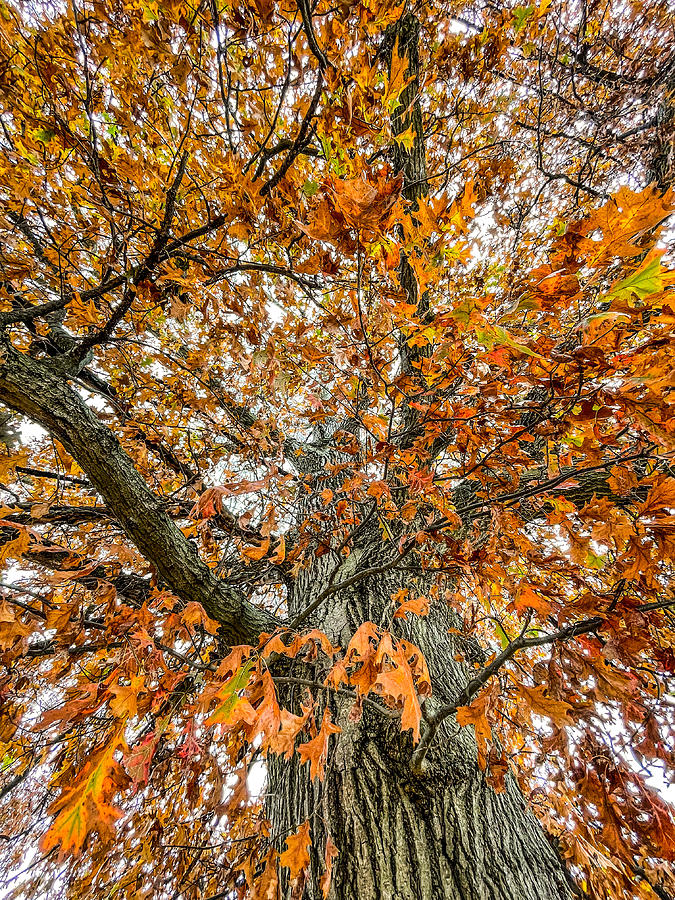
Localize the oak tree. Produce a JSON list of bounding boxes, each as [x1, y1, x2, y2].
[[0, 0, 674, 898]]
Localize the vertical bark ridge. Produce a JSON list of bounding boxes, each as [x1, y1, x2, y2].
[[386, 13, 434, 446], [269, 698, 573, 899], [270, 554, 573, 899]]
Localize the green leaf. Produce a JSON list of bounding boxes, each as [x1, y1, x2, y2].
[[512, 5, 534, 30], [607, 256, 664, 303], [475, 324, 545, 359], [495, 622, 510, 649], [206, 659, 255, 725], [585, 550, 604, 570], [34, 126, 56, 144]]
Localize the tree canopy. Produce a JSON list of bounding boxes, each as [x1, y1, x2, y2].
[[0, 0, 674, 897]]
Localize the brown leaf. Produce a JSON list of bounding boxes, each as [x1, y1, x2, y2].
[[321, 835, 339, 898]]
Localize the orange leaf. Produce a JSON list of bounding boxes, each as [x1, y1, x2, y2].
[[394, 594, 430, 619], [456, 694, 492, 769], [297, 708, 341, 780], [242, 538, 271, 561], [269, 534, 286, 563], [376, 663, 423, 741], [367, 479, 391, 501], [328, 172, 403, 233], [107, 674, 145, 719], [513, 584, 552, 616], [279, 820, 311, 880], [517, 683, 573, 728], [190, 486, 227, 519], [205, 660, 257, 728], [268, 701, 313, 759], [249, 849, 280, 899], [40, 731, 127, 858], [639, 476, 675, 516]]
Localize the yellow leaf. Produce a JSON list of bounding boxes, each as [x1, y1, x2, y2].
[[0, 523, 30, 566], [384, 36, 413, 109], [392, 123, 416, 151]]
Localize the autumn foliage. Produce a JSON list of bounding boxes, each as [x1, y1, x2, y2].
[[0, 0, 674, 897]]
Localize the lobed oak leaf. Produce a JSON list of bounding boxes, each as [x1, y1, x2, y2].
[[456, 694, 493, 769], [296, 199, 345, 246], [344, 621, 381, 660], [607, 252, 667, 303], [328, 172, 403, 234], [130, 627, 156, 653], [280, 820, 311, 881], [268, 701, 313, 759], [376, 662, 423, 741], [512, 583, 552, 616], [44, 601, 76, 632], [107, 674, 145, 719], [242, 538, 271, 561], [190, 486, 227, 519], [40, 731, 127, 858], [261, 628, 338, 660], [0, 597, 33, 651], [367, 479, 391, 501], [249, 848, 280, 900], [205, 659, 257, 728], [486, 746, 509, 793], [297, 708, 341, 780], [124, 724, 166, 790], [517, 682, 574, 728], [182, 600, 221, 634], [36, 682, 103, 731], [394, 594, 430, 619], [385, 36, 414, 109], [0, 523, 31, 566], [269, 534, 285, 563], [250, 670, 281, 743], [639, 476, 675, 517]]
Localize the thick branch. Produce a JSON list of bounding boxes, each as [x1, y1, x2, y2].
[[0, 340, 278, 644]]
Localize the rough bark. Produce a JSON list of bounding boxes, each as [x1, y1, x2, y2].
[[647, 56, 675, 192], [267, 532, 574, 900]]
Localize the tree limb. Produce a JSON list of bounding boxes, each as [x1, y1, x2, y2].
[[0, 339, 278, 644]]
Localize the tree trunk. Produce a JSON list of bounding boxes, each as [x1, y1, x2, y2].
[[265, 13, 574, 898], [267, 537, 574, 900]]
